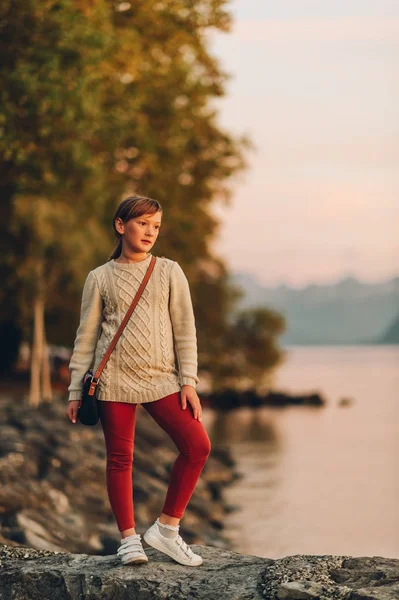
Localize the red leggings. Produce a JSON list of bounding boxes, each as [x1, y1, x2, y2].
[[98, 391, 211, 531]]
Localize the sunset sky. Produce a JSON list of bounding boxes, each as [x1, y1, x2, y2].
[[209, 0, 398, 287]]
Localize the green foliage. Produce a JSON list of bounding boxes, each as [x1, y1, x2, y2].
[[0, 0, 112, 192], [0, 0, 114, 331], [209, 306, 287, 391]]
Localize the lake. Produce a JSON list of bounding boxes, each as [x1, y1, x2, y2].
[[202, 345, 399, 559]]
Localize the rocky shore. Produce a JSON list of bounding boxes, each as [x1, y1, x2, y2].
[[0, 394, 239, 555], [1, 542, 398, 599]]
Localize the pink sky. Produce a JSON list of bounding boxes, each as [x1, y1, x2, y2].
[[208, 3, 399, 286]]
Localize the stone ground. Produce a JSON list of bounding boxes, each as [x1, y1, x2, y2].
[[1, 542, 398, 599]]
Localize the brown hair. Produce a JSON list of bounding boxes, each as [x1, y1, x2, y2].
[[108, 195, 163, 261]]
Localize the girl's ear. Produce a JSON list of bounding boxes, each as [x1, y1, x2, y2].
[[115, 218, 124, 235]]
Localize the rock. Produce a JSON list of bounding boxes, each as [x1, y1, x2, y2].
[[1, 544, 398, 600], [16, 513, 66, 552], [338, 397, 354, 407], [261, 554, 399, 600], [48, 488, 70, 514]]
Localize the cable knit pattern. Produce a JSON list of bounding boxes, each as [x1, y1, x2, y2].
[[116, 268, 153, 393], [67, 254, 199, 404], [94, 267, 114, 395], [159, 259, 171, 373]]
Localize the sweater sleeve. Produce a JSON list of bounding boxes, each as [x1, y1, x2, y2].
[[67, 271, 103, 401], [169, 261, 200, 388]]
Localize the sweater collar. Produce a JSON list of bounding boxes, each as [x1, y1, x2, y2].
[[109, 253, 153, 270]]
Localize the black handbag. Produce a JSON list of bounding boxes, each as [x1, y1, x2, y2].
[[79, 369, 98, 426], [78, 256, 157, 426]]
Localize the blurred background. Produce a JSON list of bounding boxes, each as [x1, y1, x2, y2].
[[0, 0, 398, 560]]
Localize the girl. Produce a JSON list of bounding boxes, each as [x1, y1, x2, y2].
[[65, 195, 211, 567]]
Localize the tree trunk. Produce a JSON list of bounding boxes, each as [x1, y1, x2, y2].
[[29, 291, 44, 407], [41, 323, 53, 403]]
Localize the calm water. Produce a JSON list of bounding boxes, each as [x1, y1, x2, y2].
[[202, 345, 399, 559]]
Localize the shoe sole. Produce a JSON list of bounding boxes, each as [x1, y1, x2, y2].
[[143, 530, 203, 566], [122, 555, 149, 566]]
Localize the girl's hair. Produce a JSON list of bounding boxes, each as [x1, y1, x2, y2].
[[108, 195, 163, 261]]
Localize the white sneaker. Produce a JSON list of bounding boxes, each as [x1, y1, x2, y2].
[[143, 518, 203, 566], [117, 533, 149, 565]]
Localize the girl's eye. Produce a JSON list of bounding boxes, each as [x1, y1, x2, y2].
[[140, 221, 160, 229]]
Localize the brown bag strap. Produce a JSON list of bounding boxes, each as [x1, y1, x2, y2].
[[88, 255, 157, 396]]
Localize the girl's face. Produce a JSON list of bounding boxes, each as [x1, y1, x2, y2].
[[115, 211, 162, 254]]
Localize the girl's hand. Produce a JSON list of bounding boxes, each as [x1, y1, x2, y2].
[[65, 400, 81, 424], [180, 385, 202, 421]]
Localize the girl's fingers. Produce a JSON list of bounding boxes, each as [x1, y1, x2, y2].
[[66, 403, 79, 423], [193, 402, 202, 421], [181, 394, 203, 420]]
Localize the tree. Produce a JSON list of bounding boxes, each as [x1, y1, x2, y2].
[[10, 196, 107, 404], [209, 307, 287, 392], [0, 0, 114, 401]]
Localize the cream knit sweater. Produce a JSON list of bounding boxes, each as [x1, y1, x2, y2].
[[68, 253, 199, 404]]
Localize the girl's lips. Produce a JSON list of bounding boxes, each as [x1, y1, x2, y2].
[[142, 240, 151, 244]]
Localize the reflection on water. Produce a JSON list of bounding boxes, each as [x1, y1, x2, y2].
[[212, 408, 281, 447], [202, 346, 399, 559]]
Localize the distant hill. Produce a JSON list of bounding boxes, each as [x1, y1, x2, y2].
[[379, 312, 399, 343], [229, 273, 399, 345]]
